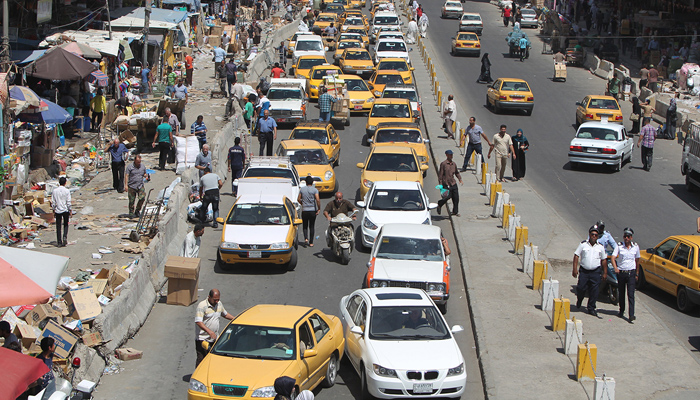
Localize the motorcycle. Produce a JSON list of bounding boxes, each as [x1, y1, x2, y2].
[[600, 255, 619, 305], [28, 377, 95, 400], [326, 210, 357, 265]]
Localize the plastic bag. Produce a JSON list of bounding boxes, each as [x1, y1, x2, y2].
[[187, 201, 213, 222], [435, 185, 449, 199]]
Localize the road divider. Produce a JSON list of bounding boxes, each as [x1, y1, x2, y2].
[[552, 297, 569, 331], [522, 243, 537, 274], [541, 278, 559, 311], [576, 343, 597, 381], [532, 260, 547, 291], [565, 317, 583, 355]]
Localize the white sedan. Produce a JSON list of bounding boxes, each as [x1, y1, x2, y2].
[[374, 39, 410, 65], [568, 121, 633, 172], [339, 288, 467, 399], [519, 8, 539, 28], [441, 0, 463, 19], [357, 181, 435, 248]]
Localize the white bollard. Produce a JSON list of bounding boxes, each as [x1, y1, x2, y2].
[[475, 153, 482, 172], [594, 376, 615, 400], [565, 318, 583, 355], [541, 279, 559, 310], [523, 244, 539, 274], [484, 172, 492, 193], [455, 121, 461, 138], [491, 192, 505, 217], [507, 215, 520, 241]]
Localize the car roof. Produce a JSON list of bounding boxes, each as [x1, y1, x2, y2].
[[371, 180, 422, 190], [372, 98, 410, 105], [236, 304, 314, 327], [294, 121, 331, 129], [370, 145, 414, 154], [663, 235, 700, 246], [281, 139, 324, 149], [377, 57, 408, 63], [586, 95, 618, 101], [298, 55, 327, 61], [377, 38, 406, 43], [383, 86, 416, 92], [338, 74, 365, 81], [376, 121, 421, 129], [318, 12, 337, 17], [375, 11, 398, 15], [497, 78, 529, 83], [362, 288, 433, 307], [345, 48, 370, 53], [236, 193, 288, 205], [578, 121, 625, 131], [462, 12, 481, 16], [374, 69, 403, 75], [380, 223, 441, 238], [297, 36, 324, 42], [311, 64, 341, 70]]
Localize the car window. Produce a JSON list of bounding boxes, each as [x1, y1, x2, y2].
[[356, 301, 367, 328], [369, 188, 424, 210], [268, 89, 303, 100], [296, 40, 324, 51], [656, 239, 679, 260], [576, 127, 620, 141], [298, 321, 315, 353], [317, 15, 335, 22], [375, 129, 422, 143], [244, 168, 297, 185], [298, 58, 326, 70], [588, 99, 620, 110], [227, 203, 290, 225], [292, 129, 329, 144], [345, 51, 371, 60], [288, 148, 329, 165], [312, 68, 340, 79], [461, 14, 481, 21], [492, 80, 501, 89], [285, 198, 296, 219], [376, 236, 443, 261], [211, 324, 295, 360], [346, 294, 363, 322], [672, 243, 693, 269], [501, 81, 531, 91], [346, 79, 370, 91], [337, 41, 361, 50], [375, 74, 404, 85], [308, 314, 331, 342], [369, 103, 411, 118], [377, 61, 408, 71], [457, 33, 478, 41], [382, 90, 418, 102], [368, 306, 450, 340], [374, 15, 399, 24], [377, 41, 406, 52], [366, 152, 417, 172]]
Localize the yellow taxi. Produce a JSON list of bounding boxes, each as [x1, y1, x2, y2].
[[575, 95, 624, 126], [451, 31, 481, 57], [277, 140, 338, 194], [341, 16, 367, 31], [375, 58, 414, 85], [289, 121, 341, 165], [313, 12, 337, 32], [365, 98, 414, 139], [325, 3, 345, 15], [293, 55, 328, 80], [188, 304, 345, 399], [344, 27, 370, 47], [356, 145, 428, 197], [334, 39, 363, 63], [338, 48, 374, 76], [341, 10, 367, 24], [337, 32, 366, 48], [368, 70, 405, 97], [348, 0, 362, 9], [338, 74, 375, 112], [369, 122, 429, 171], [370, 0, 392, 17], [287, 32, 315, 57], [307, 64, 342, 99], [639, 235, 700, 312], [485, 78, 535, 116]]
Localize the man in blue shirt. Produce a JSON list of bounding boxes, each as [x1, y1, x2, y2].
[[519, 37, 528, 62], [173, 78, 189, 127], [257, 109, 277, 156], [191, 115, 208, 149], [213, 46, 227, 78], [595, 220, 618, 256], [318, 87, 337, 122], [140, 63, 151, 95], [105, 138, 129, 192], [228, 137, 246, 195]]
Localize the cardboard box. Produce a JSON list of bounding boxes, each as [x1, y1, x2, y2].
[[25, 304, 60, 327], [84, 279, 108, 298], [63, 287, 102, 321], [208, 35, 222, 48], [2, 308, 21, 331], [40, 320, 79, 359], [116, 347, 143, 361], [10, 228, 28, 240], [81, 330, 105, 347], [108, 267, 130, 289], [164, 256, 200, 306], [119, 130, 137, 147], [14, 322, 39, 349], [12, 305, 34, 319]]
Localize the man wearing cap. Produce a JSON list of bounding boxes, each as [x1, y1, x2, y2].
[[611, 228, 640, 322], [437, 149, 463, 217], [572, 225, 608, 317]]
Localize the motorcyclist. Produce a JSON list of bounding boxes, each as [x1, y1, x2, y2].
[[323, 191, 357, 246], [595, 220, 618, 256]]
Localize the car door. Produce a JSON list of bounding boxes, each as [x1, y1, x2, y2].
[[308, 313, 335, 385], [576, 96, 588, 123], [620, 127, 633, 158], [666, 241, 697, 295], [341, 293, 366, 370], [297, 319, 324, 391], [649, 238, 680, 293], [328, 125, 340, 162], [487, 80, 501, 106]]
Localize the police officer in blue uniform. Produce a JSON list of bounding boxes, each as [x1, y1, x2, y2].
[[228, 137, 246, 196], [572, 225, 608, 317]]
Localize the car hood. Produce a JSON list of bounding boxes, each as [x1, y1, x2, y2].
[[364, 171, 420, 182], [373, 258, 444, 282], [570, 138, 620, 148], [376, 51, 409, 60], [269, 99, 304, 110], [444, 6, 463, 11], [223, 225, 290, 244], [368, 338, 462, 370], [195, 354, 295, 392], [365, 208, 429, 225], [460, 20, 483, 26], [294, 50, 325, 60]]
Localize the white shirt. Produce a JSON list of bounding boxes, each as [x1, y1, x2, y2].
[[612, 242, 640, 271], [51, 186, 71, 214], [445, 99, 456, 120], [408, 20, 418, 33], [574, 240, 606, 270], [180, 231, 201, 258], [194, 299, 228, 341]]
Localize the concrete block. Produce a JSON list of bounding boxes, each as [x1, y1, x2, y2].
[[507, 215, 520, 241], [532, 260, 546, 290], [523, 244, 538, 274], [576, 342, 597, 381], [503, 203, 514, 230], [492, 192, 509, 218], [488, 182, 501, 206], [541, 279, 559, 311], [552, 297, 570, 331], [475, 154, 482, 177], [565, 317, 583, 355], [594, 376, 616, 400], [514, 225, 528, 254]]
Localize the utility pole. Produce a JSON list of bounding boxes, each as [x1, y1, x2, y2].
[[143, 0, 151, 67], [1, 0, 9, 65], [106, 1, 113, 40]]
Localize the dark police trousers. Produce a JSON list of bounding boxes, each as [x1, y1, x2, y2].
[[200, 188, 220, 224], [576, 266, 601, 312], [618, 270, 636, 318]]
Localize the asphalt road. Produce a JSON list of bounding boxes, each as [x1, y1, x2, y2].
[[421, 0, 700, 363]]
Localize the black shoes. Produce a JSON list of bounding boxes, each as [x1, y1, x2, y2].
[[437, 205, 442, 215], [588, 309, 599, 317]]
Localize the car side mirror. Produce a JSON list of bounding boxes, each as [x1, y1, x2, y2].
[[424, 139, 430, 143], [428, 202, 437, 210], [294, 218, 303, 225], [410, 67, 415, 71], [356, 201, 366, 208], [575, 102, 582, 106], [325, 47, 330, 51], [350, 326, 364, 335], [332, 140, 339, 144], [356, 162, 365, 168], [303, 349, 318, 358], [646, 248, 656, 255], [451, 325, 464, 333], [420, 164, 429, 171], [201, 341, 210, 350], [216, 217, 224, 224], [367, 137, 373, 143]]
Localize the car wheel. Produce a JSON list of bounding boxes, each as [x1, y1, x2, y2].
[[334, 150, 340, 167], [635, 268, 647, 290], [525, 108, 532, 116], [438, 302, 447, 315], [614, 154, 622, 172], [485, 95, 490, 109], [360, 365, 374, 400], [322, 353, 339, 388], [286, 247, 298, 271], [677, 286, 696, 313], [686, 174, 696, 193], [494, 101, 501, 114], [217, 252, 232, 271]]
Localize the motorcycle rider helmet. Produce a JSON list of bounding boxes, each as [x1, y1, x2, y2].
[[595, 220, 605, 232]]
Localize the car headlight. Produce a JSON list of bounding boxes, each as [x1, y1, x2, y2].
[[418, 156, 427, 164], [367, 97, 375, 103], [363, 179, 373, 188], [447, 363, 464, 376], [373, 363, 397, 378], [374, 90, 382, 96], [368, 125, 376, 131], [427, 283, 445, 293], [295, 74, 305, 79], [270, 242, 290, 249], [251, 386, 277, 397], [422, 217, 430, 225], [189, 378, 207, 393], [370, 280, 388, 288], [220, 242, 240, 249], [311, 85, 318, 89], [325, 171, 334, 181], [363, 217, 378, 230]]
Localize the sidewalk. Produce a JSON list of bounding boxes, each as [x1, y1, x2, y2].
[[404, 2, 700, 399]]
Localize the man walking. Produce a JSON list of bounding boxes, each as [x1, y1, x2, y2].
[[191, 115, 208, 150], [181, 224, 205, 258], [164, 107, 180, 135], [228, 137, 246, 196], [442, 94, 456, 139], [277, 41, 288, 67], [243, 95, 255, 129], [257, 109, 277, 156], [105, 138, 129, 192], [213, 46, 227, 79], [51, 177, 71, 247], [461, 116, 492, 171], [572, 225, 608, 317], [199, 167, 223, 228], [153, 117, 174, 170], [318, 87, 337, 122], [194, 289, 234, 367], [488, 124, 515, 182], [195, 144, 212, 179], [185, 53, 194, 86], [225, 58, 238, 97], [637, 117, 655, 171], [611, 227, 640, 323], [437, 149, 463, 217], [173, 78, 188, 127], [164, 66, 177, 97], [125, 154, 149, 218]]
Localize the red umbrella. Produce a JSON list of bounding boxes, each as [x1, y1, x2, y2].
[[0, 247, 70, 308], [0, 347, 49, 399]]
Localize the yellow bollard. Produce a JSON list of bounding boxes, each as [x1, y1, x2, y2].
[[470, 150, 476, 164], [489, 182, 502, 206], [437, 90, 442, 107], [459, 129, 466, 147], [576, 343, 597, 381], [452, 119, 457, 133], [503, 203, 514, 228], [515, 226, 528, 254], [481, 162, 488, 184], [552, 297, 570, 331], [532, 260, 547, 290]]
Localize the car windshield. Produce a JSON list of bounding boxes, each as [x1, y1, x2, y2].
[[327, 5, 344, 11], [377, 41, 406, 52], [500, 81, 531, 91], [587, 99, 620, 110], [244, 168, 298, 185], [383, 90, 418, 102], [369, 306, 450, 340], [340, 34, 362, 42], [296, 41, 324, 51], [374, 16, 399, 24], [377, 61, 408, 71], [298, 58, 325, 70], [347, 28, 366, 35], [375, 236, 443, 261], [576, 128, 620, 141], [317, 15, 335, 22], [287, 149, 329, 165], [312, 68, 340, 79], [211, 324, 296, 360], [291, 129, 329, 144], [345, 51, 371, 60], [374, 74, 404, 85], [369, 103, 411, 118], [226, 204, 290, 225], [346, 79, 370, 91], [521, 9, 536, 17], [369, 189, 424, 211], [267, 89, 303, 100], [375, 129, 422, 143], [366, 153, 417, 172], [338, 41, 361, 50], [378, 33, 403, 40], [445, 2, 461, 7], [461, 14, 481, 21], [457, 33, 478, 41], [345, 18, 363, 25]]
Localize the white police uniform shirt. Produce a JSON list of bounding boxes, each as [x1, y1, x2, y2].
[[574, 240, 606, 271], [612, 241, 640, 271]]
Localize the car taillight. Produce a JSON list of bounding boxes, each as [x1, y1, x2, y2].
[[475, 43, 480, 48], [570, 145, 583, 152], [601, 148, 617, 154], [615, 115, 623, 121], [586, 113, 594, 119], [455, 43, 461, 47], [499, 95, 507, 100], [527, 96, 534, 101]]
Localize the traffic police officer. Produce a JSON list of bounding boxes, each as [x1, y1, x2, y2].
[[572, 225, 608, 317], [611, 228, 640, 323]]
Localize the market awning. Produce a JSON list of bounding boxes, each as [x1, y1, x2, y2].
[[0, 246, 70, 308], [10, 49, 47, 66], [59, 41, 102, 59], [18, 98, 73, 125], [40, 30, 143, 57], [26, 47, 97, 81], [0, 347, 50, 400]]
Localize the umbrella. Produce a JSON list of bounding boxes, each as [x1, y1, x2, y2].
[[18, 98, 73, 124], [88, 70, 109, 87], [0, 347, 50, 399], [59, 41, 102, 59], [9, 85, 45, 108], [0, 246, 70, 308], [26, 47, 97, 81]]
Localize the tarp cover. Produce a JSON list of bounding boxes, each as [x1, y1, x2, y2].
[[26, 47, 97, 81], [0, 246, 70, 307]]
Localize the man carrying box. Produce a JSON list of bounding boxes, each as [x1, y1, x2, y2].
[[194, 289, 234, 366]]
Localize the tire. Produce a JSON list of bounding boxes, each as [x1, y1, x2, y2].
[[438, 302, 447, 314], [607, 284, 618, 306], [686, 174, 696, 193], [525, 108, 532, 116], [677, 286, 696, 313], [286, 248, 298, 271], [636, 268, 647, 290], [321, 353, 339, 388], [341, 248, 350, 265], [217, 252, 232, 271], [360, 366, 374, 400], [334, 150, 340, 167], [333, 179, 339, 194], [614, 154, 622, 172], [485, 95, 491, 110]]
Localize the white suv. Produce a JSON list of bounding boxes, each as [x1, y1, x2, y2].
[[371, 11, 400, 43]]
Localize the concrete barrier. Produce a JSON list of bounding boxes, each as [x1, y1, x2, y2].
[[594, 59, 614, 80], [583, 53, 600, 72]]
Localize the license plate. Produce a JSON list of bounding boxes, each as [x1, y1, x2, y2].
[[586, 148, 598, 153], [248, 251, 262, 258], [413, 383, 433, 394], [354, 105, 363, 110], [510, 96, 524, 99], [277, 118, 287, 123]]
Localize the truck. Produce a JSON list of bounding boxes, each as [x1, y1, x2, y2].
[[681, 122, 700, 192], [267, 78, 308, 124]]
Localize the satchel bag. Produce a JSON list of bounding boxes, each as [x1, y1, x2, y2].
[[629, 113, 640, 122]]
